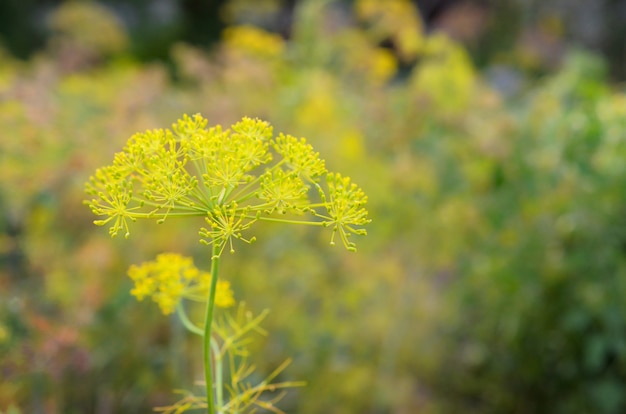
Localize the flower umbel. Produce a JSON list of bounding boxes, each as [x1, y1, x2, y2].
[[85, 166, 139, 238], [85, 113, 370, 255], [127, 253, 234, 315], [199, 203, 258, 258], [316, 172, 370, 251]]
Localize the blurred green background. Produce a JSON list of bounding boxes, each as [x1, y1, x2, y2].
[[2, 0, 626, 413]]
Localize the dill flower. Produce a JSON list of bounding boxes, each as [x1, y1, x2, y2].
[[128, 253, 234, 315], [85, 166, 138, 238], [85, 114, 369, 414], [199, 203, 258, 258], [85, 114, 370, 254], [259, 168, 309, 213], [273, 133, 327, 179], [317, 173, 370, 251]]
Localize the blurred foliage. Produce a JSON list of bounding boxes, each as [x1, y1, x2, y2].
[[2, 0, 626, 413], [47, 1, 129, 71]]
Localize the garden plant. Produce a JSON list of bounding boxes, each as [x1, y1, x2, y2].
[[84, 114, 370, 412]]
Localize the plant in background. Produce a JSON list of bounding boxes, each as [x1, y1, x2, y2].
[[84, 114, 370, 413]]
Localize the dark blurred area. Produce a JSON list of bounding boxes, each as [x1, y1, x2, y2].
[[1, 0, 625, 79], [417, 0, 626, 80], [0, 0, 228, 61]]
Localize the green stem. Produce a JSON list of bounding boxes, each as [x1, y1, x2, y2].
[[204, 243, 221, 414], [176, 303, 204, 336], [211, 338, 224, 410], [253, 216, 326, 226]]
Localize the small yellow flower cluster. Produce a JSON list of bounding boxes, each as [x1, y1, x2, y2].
[[320, 173, 370, 249], [128, 253, 235, 315], [85, 114, 370, 255]]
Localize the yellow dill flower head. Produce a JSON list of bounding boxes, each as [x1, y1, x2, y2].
[[259, 168, 309, 214], [319, 173, 370, 252], [127, 253, 235, 315], [85, 166, 137, 238], [273, 133, 327, 178], [85, 113, 370, 255]]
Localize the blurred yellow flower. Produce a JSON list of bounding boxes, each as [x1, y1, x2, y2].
[[214, 280, 235, 308], [355, 0, 424, 62], [128, 253, 235, 315], [0, 323, 8, 344], [222, 25, 285, 58], [294, 73, 338, 129], [333, 29, 398, 84], [370, 47, 398, 84]]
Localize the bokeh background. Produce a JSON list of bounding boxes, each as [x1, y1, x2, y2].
[[1, 0, 626, 413]]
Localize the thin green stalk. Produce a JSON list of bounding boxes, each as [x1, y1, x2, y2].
[[204, 242, 221, 414], [253, 216, 326, 226], [211, 339, 224, 410], [176, 303, 204, 336], [229, 159, 286, 202]]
